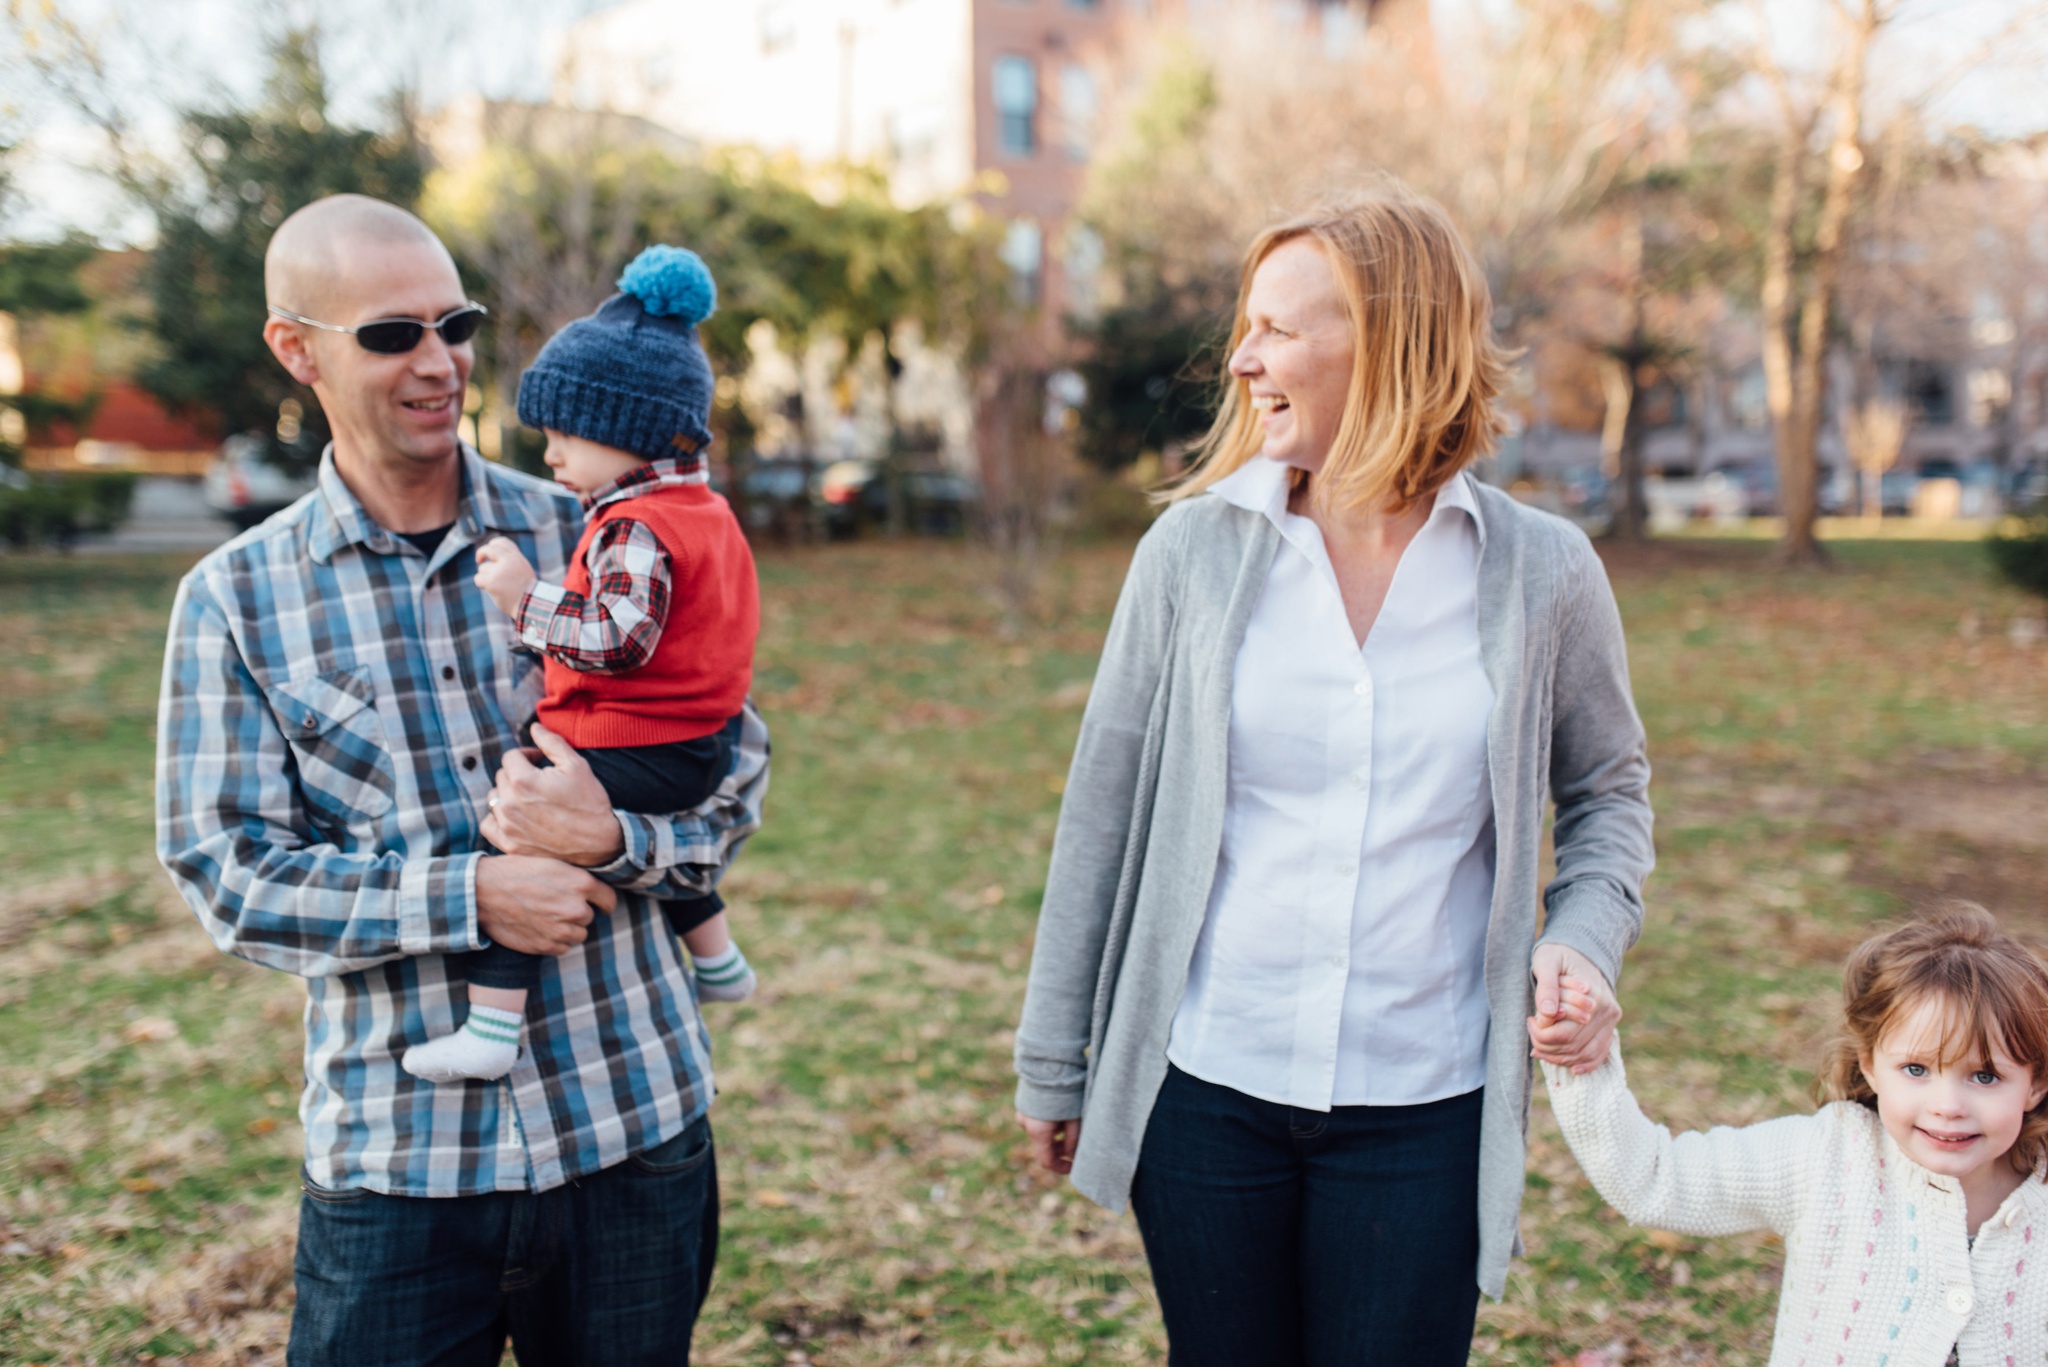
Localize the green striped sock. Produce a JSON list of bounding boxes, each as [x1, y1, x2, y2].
[[401, 1003, 524, 1082], [463, 1004, 524, 1044], [693, 945, 757, 1002]]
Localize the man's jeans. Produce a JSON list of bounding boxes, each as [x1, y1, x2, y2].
[[1130, 1065, 1484, 1367], [288, 1115, 718, 1367]]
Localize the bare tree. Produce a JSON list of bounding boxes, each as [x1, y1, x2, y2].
[[1844, 397, 1909, 522], [421, 103, 663, 466], [975, 359, 1076, 635], [1741, 0, 1893, 563], [1733, 0, 2048, 562]]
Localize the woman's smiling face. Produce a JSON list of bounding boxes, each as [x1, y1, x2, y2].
[[1226, 237, 1357, 476], [1860, 994, 2046, 1186]]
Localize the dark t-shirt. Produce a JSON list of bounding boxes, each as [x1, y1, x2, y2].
[[398, 523, 455, 558]]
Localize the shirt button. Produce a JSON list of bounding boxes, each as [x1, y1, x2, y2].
[[1339, 862, 1358, 877], [442, 665, 456, 681], [463, 756, 478, 772], [1327, 953, 1345, 968], [1945, 1287, 1973, 1316], [1353, 681, 1368, 697], [1351, 771, 1367, 789]]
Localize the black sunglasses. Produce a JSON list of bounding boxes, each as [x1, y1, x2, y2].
[[268, 302, 489, 354]]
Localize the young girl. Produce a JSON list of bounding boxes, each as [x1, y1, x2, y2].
[[1541, 904, 2048, 1367]]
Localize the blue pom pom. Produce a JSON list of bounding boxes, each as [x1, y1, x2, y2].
[[618, 245, 717, 324]]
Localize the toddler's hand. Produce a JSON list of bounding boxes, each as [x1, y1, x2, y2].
[[1528, 975, 1602, 1068], [474, 536, 537, 617]]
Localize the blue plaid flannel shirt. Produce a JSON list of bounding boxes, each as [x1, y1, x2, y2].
[[154, 445, 768, 1196]]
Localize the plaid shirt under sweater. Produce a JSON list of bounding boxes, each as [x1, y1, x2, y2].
[[511, 455, 707, 674], [155, 444, 768, 1196]]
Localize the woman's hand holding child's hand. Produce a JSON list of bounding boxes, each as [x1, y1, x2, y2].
[[1528, 943, 1622, 1074], [474, 536, 538, 617]]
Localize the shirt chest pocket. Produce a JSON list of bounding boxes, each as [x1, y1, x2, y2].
[[266, 666, 399, 827]]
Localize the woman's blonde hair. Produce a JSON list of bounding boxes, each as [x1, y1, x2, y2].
[[1820, 903, 2048, 1176], [1165, 185, 1515, 515]]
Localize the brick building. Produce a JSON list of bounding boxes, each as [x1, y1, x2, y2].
[[555, 0, 1389, 320]]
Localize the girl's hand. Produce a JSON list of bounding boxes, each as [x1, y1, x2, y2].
[[1528, 942, 1622, 1073], [1018, 1112, 1081, 1175], [474, 536, 538, 617]]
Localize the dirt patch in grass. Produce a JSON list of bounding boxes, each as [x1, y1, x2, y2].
[[1814, 771, 2048, 930]]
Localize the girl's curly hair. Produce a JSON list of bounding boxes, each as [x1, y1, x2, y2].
[[1820, 903, 2048, 1176]]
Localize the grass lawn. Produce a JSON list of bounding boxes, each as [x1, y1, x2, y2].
[[1, 533, 2045, 1365]]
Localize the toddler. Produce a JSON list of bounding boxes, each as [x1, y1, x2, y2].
[[1541, 904, 2048, 1367], [404, 245, 761, 1085]]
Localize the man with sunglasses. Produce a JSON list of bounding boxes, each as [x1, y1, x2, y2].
[[154, 193, 766, 1365]]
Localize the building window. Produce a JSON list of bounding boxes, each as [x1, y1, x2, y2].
[[1059, 63, 1098, 160], [1001, 218, 1044, 306], [993, 55, 1038, 156], [1904, 361, 1954, 427], [759, 0, 798, 54], [1726, 364, 1767, 431], [887, 104, 942, 177], [1063, 223, 1105, 321]]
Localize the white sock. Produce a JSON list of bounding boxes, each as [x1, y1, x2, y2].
[[401, 1004, 524, 1082], [692, 944, 757, 1003]]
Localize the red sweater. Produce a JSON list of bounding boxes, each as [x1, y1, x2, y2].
[[536, 485, 758, 748]]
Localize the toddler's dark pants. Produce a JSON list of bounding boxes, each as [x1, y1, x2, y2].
[[464, 715, 742, 991]]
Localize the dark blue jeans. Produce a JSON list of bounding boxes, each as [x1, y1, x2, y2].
[[287, 1115, 718, 1366], [1130, 1065, 1483, 1367]]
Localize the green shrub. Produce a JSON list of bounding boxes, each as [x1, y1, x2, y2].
[[1988, 503, 2048, 598], [0, 473, 139, 549]]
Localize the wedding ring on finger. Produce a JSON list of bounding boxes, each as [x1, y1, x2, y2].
[[488, 793, 500, 811]]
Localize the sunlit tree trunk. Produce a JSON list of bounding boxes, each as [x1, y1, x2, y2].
[[1760, 0, 1882, 566]]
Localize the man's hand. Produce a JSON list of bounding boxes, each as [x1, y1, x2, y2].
[[475, 854, 617, 956], [474, 536, 538, 619], [481, 724, 627, 867], [1018, 1113, 1081, 1175], [1527, 942, 1621, 1074]]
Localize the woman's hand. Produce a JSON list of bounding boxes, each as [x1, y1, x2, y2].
[[1527, 942, 1620, 1074], [1018, 1112, 1082, 1175]]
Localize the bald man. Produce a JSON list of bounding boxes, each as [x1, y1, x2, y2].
[[155, 194, 769, 1366]]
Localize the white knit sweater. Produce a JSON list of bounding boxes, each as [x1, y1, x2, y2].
[[1544, 1046, 2048, 1367]]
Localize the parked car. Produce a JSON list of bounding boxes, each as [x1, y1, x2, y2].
[[1957, 462, 2004, 518], [1878, 470, 1918, 516], [816, 459, 886, 539], [204, 433, 317, 529], [1712, 460, 1779, 517], [897, 468, 976, 536], [737, 456, 817, 540], [2009, 461, 2048, 511], [1558, 467, 1611, 533]]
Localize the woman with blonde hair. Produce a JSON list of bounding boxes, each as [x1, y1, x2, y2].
[[1012, 186, 1656, 1362]]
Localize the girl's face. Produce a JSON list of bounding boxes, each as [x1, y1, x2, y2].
[[1226, 238, 1357, 476], [1861, 995, 2047, 1187]]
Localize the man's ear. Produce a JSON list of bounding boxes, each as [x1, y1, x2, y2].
[[264, 317, 322, 386]]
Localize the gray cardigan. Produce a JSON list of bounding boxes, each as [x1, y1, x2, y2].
[[1012, 480, 1655, 1299]]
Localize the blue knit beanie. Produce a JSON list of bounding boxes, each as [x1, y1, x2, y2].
[[517, 246, 719, 460]]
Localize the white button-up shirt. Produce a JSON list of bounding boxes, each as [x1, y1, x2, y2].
[[1166, 457, 1496, 1110]]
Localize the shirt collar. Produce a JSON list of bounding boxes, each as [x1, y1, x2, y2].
[[1209, 456, 1485, 548], [581, 454, 710, 513], [308, 442, 535, 564]]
